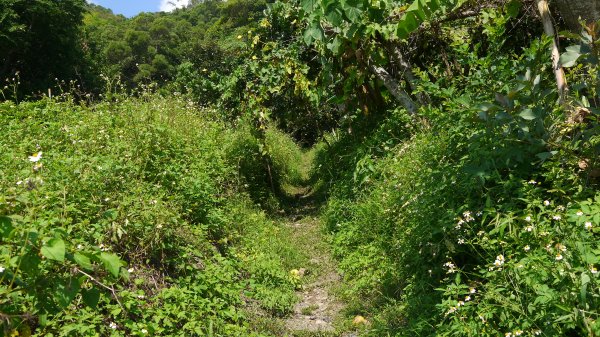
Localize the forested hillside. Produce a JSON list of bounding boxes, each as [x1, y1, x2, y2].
[[1, 0, 599, 336]]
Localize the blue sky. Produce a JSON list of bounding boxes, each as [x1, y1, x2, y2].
[[89, 0, 190, 17]]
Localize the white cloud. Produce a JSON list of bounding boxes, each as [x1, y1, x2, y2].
[[160, 0, 190, 12]]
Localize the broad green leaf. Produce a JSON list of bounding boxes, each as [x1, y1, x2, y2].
[[0, 216, 14, 239], [55, 277, 81, 308], [560, 46, 583, 67], [519, 108, 537, 120], [99, 252, 125, 277], [301, 0, 318, 12], [505, 0, 522, 18], [74, 252, 93, 270], [82, 288, 101, 309], [325, 8, 344, 26], [41, 238, 66, 262]]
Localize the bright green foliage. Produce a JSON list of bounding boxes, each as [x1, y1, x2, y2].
[[0, 95, 307, 336], [316, 14, 600, 336]]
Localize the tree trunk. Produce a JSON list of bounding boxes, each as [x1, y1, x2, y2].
[[553, 0, 600, 32], [369, 63, 419, 116], [389, 44, 431, 105], [537, 0, 568, 103]]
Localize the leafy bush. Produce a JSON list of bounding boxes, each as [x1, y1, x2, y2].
[[0, 95, 302, 336]]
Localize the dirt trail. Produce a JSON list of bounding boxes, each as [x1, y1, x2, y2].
[[283, 216, 345, 335]]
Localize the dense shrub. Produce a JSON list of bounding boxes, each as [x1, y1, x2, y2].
[[0, 96, 304, 336]]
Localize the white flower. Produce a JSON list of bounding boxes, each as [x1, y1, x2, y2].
[[458, 238, 465, 244], [157, 224, 163, 229], [141, 329, 148, 334], [0, 266, 5, 272], [505, 333, 513, 337], [463, 211, 471, 218], [525, 226, 534, 232], [476, 211, 482, 216], [16, 180, 23, 185], [555, 254, 563, 261], [528, 180, 537, 185], [128, 268, 134, 273], [444, 262, 457, 273], [552, 215, 562, 220], [77, 244, 83, 250], [533, 330, 542, 335], [494, 255, 505, 267], [457, 301, 465, 307], [584, 222, 592, 230], [514, 330, 523, 336], [104, 197, 110, 202], [137, 294, 146, 299], [109, 322, 117, 329], [465, 296, 471, 301], [470, 287, 476, 294], [544, 200, 550, 206], [576, 211, 584, 216], [525, 216, 532, 222], [590, 266, 598, 274], [28, 152, 42, 162], [557, 205, 565, 211], [524, 245, 531, 252], [558, 244, 567, 252]]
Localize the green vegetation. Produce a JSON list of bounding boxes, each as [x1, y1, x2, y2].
[[1, 0, 600, 336]]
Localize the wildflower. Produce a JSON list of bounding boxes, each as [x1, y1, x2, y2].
[[525, 216, 532, 222], [494, 255, 505, 267], [149, 200, 157, 205], [458, 238, 465, 244], [33, 163, 43, 171], [465, 296, 471, 301], [479, 314, 486, 322], [577, 211, 584, 216], [141, 329, 148, 334], [0, 266, 5, 272], [109, 322, 117, 329], [525, 226, 534, 232], [28, 152, 42, 162], [591, 266, 598, 274], [476, 211, 482, 216], [457, 301, 465, 307], [77, 244, 83, 250], [445, 306, 457, 315], [555, 254, 563, 261], [557, 205, 565, 211], [584, 222, 592, 230], [104, 198, 110, 202], [544, 200, 551, 206], [444, 262, 457, 273], [470, 287, 476, 294], [514, 330, 523, 336], [137, 294, 145, 299], [533, 330, 542, 335], [505, 333, 512, 337], [157, 224, 163, 229], [552, 215, 562, 221], [558, 244, 567, 252], [477, 230, 485, 236], [237, 35, 242, 39], [524, 245, 531, 252], [528, 180, 537, 185], [128, 268, 134, 273], [463, 211, 471, 218], [16, 180, 22, 185]]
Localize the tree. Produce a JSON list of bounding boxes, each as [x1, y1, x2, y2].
[[0, 0, 87, 96], [553, 0, 600, 32]]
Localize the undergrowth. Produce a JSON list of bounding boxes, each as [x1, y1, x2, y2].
[[0, 95, 307, 336]]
